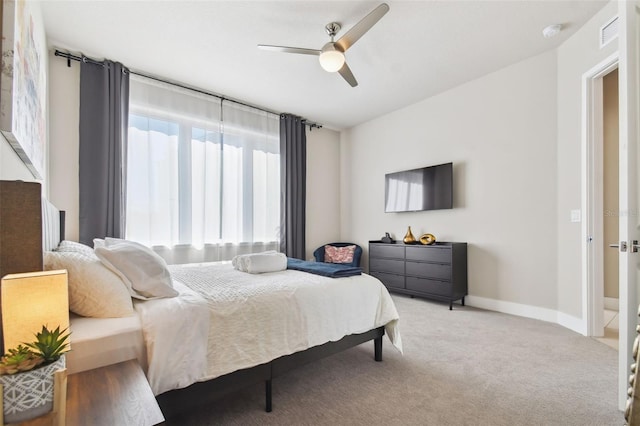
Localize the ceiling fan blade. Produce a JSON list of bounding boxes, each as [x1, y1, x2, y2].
[[335, 3, 389, 52], [338, 62, 358, 87], [257, 45, 320, 56]]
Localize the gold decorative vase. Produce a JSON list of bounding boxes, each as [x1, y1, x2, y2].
[[403, 226, 416, 244]]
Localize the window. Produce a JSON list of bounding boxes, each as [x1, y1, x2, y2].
[[126, 76, 280, 262]]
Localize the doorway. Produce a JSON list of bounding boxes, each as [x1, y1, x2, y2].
[[581, 52, 618, 340]]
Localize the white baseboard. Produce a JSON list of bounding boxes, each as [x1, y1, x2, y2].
[[604, 297, 619, 311], [465, 295, 586, 336], [556, 311, 587, 335]]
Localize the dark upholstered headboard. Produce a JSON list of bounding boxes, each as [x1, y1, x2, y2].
[[0, 181, 43, 277]]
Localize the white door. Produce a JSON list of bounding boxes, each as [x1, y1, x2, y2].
[[617, 0, 640, 410]]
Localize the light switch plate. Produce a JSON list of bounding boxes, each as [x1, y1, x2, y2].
[[570, 209, 581, 223]]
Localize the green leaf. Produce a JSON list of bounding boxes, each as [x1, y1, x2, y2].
[[23, 325, 71, 362]]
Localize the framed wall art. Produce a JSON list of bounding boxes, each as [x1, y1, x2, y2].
[[1, 0, 47, 179]]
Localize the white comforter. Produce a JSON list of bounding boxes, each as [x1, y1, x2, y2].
[[137, 262, 402, 395], [133, 280, 210, 395]]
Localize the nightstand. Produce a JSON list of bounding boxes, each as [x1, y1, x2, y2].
[[19, 359, 164, 426]]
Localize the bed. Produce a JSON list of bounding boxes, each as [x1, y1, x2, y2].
[[35, 199, 402, 415]]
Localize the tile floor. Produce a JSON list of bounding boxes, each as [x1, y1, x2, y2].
[[593, 309, 619, 350]]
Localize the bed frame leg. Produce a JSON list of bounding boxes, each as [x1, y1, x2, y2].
[[374, 336, 383, 362], [265, 380, 272, 412]]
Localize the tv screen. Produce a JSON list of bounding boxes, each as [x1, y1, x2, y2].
[[385, 162, 453, 212]]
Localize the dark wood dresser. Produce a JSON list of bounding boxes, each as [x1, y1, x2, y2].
[[369, 241, 468, 309]]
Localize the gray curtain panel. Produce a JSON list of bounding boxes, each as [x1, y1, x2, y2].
[[79, 58, 130, 246], [279, 114, 306, 259]]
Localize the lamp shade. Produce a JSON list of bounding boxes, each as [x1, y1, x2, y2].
[[319, 43, 345, 73], [1, 270, 69, 352]]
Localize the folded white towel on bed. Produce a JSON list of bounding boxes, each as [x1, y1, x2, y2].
[[231, 250, 278, 272], [245, 252, 287, 274], [232, 250, 277, 270], [232, 251, 287, 274]]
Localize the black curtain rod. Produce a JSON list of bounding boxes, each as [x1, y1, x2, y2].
[[54, 49, 323, 130]]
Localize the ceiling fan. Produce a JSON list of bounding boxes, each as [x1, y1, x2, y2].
[[258, 3, 390, 87]]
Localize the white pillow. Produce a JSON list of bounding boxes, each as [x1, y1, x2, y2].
[[92, 237, 125, 250], [94, 239, 178, 300], [55, 240, 97, 258], [43, 251, 134, 318]]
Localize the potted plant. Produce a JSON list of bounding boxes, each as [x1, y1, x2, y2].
[[0, 326, 70, 423]]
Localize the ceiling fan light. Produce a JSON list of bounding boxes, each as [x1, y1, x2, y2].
[[319, 50, 345, 73]]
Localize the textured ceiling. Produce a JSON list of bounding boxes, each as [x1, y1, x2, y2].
[[41, 1, 608, 130]]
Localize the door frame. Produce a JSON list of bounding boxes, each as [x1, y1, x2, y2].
[[581, 52, 619, 337]]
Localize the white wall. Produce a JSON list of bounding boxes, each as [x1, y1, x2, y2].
[[556, 1, 618, 318], [48, 50, 80, 241], [341, 50, 559, 311], [306, 127, 341, 261]]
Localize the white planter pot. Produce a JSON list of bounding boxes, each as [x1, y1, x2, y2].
[[1, 355, 65, 423]]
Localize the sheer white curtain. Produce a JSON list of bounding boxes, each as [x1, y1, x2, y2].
[[222, 101, 280, 244], [126, 75, 280, 263]]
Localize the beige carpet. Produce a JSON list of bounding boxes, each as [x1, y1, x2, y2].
[[161, 295, 621, 425]]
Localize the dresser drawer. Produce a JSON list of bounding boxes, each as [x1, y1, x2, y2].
[[369, 258, 404, 275], [406, 261, 451, 280], [370, 271, 405, 289], [406, 277, 451, 297], [406, 246, 451, 263], [369, 244, 405, 259]]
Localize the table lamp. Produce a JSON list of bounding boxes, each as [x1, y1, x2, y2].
[[1, 270, 69, 353]]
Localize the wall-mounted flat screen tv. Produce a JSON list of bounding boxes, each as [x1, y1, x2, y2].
[[385, 162, 453, 213]]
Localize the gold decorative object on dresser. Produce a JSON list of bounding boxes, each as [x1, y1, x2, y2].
[[625, 305, 640, 425], [402, 226, 416, 244], [419, 233, 436, 245]]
